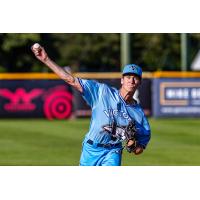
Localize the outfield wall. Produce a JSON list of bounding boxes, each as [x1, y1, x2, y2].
[[0, 72, 200, 119]]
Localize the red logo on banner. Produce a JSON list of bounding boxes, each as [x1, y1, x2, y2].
[[0, 86, 73, 120], [0, 88, 44, 111], [43, 86, 73, 120]]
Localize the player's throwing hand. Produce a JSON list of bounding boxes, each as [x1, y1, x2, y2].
[[31, 43, 48, 63]]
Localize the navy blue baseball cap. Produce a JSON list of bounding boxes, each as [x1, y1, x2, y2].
[[122, 64, 142, 78]]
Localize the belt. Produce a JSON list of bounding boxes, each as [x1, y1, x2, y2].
[[87, 139, 121, 149]]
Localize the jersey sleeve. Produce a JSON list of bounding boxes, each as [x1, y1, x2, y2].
[[135, 112, 151, 149], [78, 78, 103, 108]]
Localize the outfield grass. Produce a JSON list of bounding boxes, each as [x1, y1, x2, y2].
[[0, 118, 200, 166]]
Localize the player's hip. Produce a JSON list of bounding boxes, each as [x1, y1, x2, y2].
[[79, 139, 123, 166]]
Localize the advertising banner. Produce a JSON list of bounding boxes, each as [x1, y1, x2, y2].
[[153, 78, 200, 117], [0, 76, 152, 119], [0, 80, 73, 119]]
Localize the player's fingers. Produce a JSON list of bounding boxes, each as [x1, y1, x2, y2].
[[32, 49, 39, 56], [35, 51, 40, 56], [32, 47, 43, 56], [31, 46, 35, 53], [134, 147, 143, 155]]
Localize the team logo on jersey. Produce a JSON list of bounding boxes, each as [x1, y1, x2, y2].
[[103, 109, 131, 121], [103, 124, 126, 140]]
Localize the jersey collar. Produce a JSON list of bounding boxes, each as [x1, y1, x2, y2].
[[118, 90, 137, 107]]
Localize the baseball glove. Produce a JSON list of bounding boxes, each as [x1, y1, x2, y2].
[[124, 121, 137, 153]]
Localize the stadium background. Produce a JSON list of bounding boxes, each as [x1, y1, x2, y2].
[[0, 33, 200, 165]]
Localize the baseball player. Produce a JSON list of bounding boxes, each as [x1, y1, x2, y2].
[[31, 44, 151, 166]]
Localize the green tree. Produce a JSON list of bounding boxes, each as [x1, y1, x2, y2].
[[48, 33, 120, 72], [130, 33, 181, 71], [0, 33, 120, 72], [0, 33, 41, 72], [0, 33, 200, 73]]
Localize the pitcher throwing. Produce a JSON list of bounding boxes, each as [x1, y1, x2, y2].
[[31, 43, 151, 166]]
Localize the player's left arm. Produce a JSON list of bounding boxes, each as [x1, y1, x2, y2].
[[135, 117, 151, 149], [132, 115, 151, 155]]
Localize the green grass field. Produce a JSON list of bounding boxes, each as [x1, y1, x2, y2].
[[0, 118, 200, 166]]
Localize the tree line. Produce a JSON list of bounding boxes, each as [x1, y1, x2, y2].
[[0, 33, 199, 73]]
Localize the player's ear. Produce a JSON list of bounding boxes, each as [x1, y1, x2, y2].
[[121, 77, 124, 85]]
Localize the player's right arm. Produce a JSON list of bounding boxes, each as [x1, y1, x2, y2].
[[31, 44, 83, 93]]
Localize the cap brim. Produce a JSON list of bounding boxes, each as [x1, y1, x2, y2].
[[122, 72, 141, 78]]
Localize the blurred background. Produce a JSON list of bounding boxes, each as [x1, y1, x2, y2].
[[0, 33, 200, 165], [1, 33, 200, 73]]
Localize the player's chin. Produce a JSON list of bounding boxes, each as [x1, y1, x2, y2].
[[126, 87, 136, 93]]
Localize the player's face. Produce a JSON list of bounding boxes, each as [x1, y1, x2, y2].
[[121, 74, 141, 93]]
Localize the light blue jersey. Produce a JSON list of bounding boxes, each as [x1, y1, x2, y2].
[[78, 78, 151, 166]]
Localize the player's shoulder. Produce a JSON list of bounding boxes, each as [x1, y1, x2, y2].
[[102, 83, 118, 94], [79, 78, 118, 95], [78, 78, 103, 89], [78, 78, 99, 85]]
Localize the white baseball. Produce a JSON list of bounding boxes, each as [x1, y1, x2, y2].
[[33, 43, 41, 50]]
